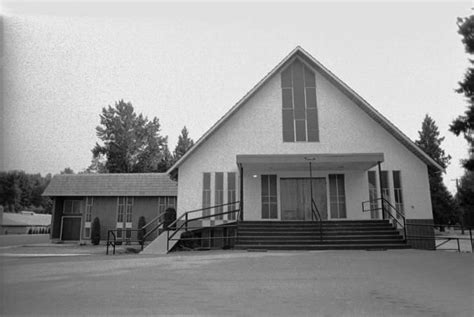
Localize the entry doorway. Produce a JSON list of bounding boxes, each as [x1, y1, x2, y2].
[[280, 178, 328, 221], [61, 216, 81, 240]]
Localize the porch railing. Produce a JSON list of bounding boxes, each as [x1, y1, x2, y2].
[[311, 198, 323, 242], [166, 201, 240, 252], [362, 197, 407, 241]]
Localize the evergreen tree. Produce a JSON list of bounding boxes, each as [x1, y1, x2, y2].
[[456, 171, 474, 227], [90, 100, 170, 173], [415, 115, 457, 226], [91, 217, 101, 245], [172, 126, 194, 164], [450, 15, 474, 170]]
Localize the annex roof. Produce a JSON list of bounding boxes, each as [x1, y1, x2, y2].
[[2, 212, 51, 227], [168, 46, 443, 174], [42, 173, 177, 197]]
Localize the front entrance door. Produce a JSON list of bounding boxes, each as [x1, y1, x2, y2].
[[61, 217, 81, 240], [280, 178, 328, 221]]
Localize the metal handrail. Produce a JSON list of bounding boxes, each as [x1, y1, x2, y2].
[[141, 211, 167, 241], [166, 202, 240, 251], [311, 198, 323, 242], [362, 197, 407, 241], [140, 210, 167, 232], [106, 230, 116, 255]]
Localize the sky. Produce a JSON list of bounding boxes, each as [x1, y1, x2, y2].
[[0, 1, 471, 194]]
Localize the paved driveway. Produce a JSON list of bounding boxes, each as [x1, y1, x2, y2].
[[1, 249, 472, 316]]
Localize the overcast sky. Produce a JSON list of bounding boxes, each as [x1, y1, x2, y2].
[[1, 1, 471, 193]]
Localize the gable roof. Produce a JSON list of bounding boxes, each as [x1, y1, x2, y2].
[[42, 173, 177, 197], [168, 46, 443, 174]]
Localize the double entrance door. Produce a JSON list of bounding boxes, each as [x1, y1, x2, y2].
[[280, 178, 328, 221]]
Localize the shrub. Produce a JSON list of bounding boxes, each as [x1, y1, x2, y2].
[[91, 217, 101, 245], [164, 207, 176, 230], [137, 216, 146, 244]]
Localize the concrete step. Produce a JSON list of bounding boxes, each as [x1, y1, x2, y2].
[[238, 235, 403, 241], [234, 243, 410, 250], [238, 229, 398, 235]]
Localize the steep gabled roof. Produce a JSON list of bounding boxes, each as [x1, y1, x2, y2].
[[43, 173, 177, 197], [168, 46, 443, 174]]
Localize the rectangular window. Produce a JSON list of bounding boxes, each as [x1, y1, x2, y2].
[[63, 200, 81, 214], [117, 197, 125, 223], [215, 172, 224, 220], [126, 197, 133, 223], [393, 171, 404, 219], [158, 196, 177, 215], [281, 59, 319, 142], [227, 172, 237, 220], [202, 173, 211, 217], [329, 174, 346, 219], [85, 197, 93, 222], [261, 175, 277, 219], [84, 197, 93, 239], [368, 171, 379, 219]]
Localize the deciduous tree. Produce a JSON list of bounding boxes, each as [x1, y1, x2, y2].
[[90, 100, 171, 173]]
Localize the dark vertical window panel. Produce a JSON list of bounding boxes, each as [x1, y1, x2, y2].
[[381, 171, 390, 200], [393, 171, 404, 218], [295, 120, 306, 141], [292, 60, 305, 119], [282, 88, 293, 109], [305, 87, 317, 108], [227, 172, 237, 220], [269, 175, 277, 197], [368, 171, 379, 219], [261, 175, 269, 196], [261, 175, 278, 219], [215, 172, 224, 219], [281, 66, 292, 88], [282, 109, 295, 142], [393, 171, 401, 188], [304, 65, 316, 87], [306, 108, 319, 142], [329, 174, 346, 219], [202, 173, 211, 216]]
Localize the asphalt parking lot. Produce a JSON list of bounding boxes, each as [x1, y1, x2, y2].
[[1, 247, 472, 316]]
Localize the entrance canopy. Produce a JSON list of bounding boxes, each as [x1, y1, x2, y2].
[[236, 153, 384, 171]]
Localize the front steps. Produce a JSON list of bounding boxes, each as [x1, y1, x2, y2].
[[234, 220, 409, 250]]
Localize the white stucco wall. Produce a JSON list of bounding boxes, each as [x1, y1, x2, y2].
[[176, 61, 433, 221]]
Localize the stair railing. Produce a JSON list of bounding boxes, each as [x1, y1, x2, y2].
[[140, 210, 168, 246], [362, 197, 407, 241], [166, 201, 240, 251], [311, 198, 323, 242]]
